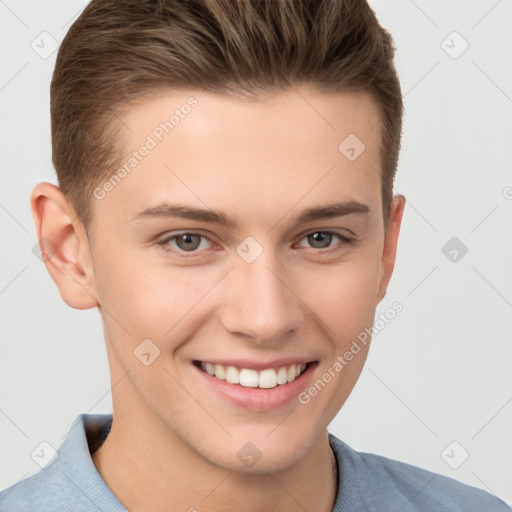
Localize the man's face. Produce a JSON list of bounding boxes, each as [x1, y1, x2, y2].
[[86, 86, 400, 472]]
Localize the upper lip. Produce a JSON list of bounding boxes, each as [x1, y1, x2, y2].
[[194, 358, 316, 371]]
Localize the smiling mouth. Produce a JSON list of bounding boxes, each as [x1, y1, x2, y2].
[[193, 360, 313, 389]]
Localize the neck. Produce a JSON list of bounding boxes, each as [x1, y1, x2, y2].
[[91, 410, 338, 512]]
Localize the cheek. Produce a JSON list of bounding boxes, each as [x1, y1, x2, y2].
[[93, 247, 214, 349], [296, 254, 381, 341], [91, 249, 221, 420], [292, 256, 382, 425], [93, 236, 169, 315]]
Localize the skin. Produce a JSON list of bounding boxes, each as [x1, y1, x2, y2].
[[31, 85, 405, 512]]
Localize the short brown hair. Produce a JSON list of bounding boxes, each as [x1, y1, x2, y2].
[[51, 0, 402, 234]]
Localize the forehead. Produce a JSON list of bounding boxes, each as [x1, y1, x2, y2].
[[122, 86, 381, 152], [94, 87, 383, 229]]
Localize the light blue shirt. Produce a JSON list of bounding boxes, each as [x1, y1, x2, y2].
[[0, 414, 509, 511]]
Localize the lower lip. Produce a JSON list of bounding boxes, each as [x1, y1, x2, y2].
[[192, 361, 318, 411]]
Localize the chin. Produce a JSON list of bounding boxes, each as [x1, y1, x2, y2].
[[197, 424, 319, 474]]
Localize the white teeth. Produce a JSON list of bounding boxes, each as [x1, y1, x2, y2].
[[199, 361, 307, 388], [258, 368, 277, 389], [276, 366, 288, 385], [214, 364, 225, 380], [225, 366, 240, 384], [239, 369, 259, 387]]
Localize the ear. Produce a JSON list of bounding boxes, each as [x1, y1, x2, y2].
[[31, 182, 99, 310], [377, 194, 406, 303]]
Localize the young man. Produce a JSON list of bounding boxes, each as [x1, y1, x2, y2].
[[0, 0, 509, 511]]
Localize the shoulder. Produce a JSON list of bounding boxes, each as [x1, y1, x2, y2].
[[0, 460, 93, 511], [328, 433, 510, 512], [0, 413, 123, 512]]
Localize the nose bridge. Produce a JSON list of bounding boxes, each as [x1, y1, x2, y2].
[[222, 243, 303, 343]]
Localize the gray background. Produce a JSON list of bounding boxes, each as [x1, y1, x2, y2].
[[1, 0, 511, 504]]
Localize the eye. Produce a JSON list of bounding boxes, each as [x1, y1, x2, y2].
[[295, 230, 354, 251], [157, 229, 355, 258], [157, 231, 214, 255]]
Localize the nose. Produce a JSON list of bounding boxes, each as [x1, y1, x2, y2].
[[219, 250, 304, 346]]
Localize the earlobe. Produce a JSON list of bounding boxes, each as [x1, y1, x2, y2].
[[377, 194, 406, 303], [31, 182, 98, 310]]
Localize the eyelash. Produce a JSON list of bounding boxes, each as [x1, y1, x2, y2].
[[157, 229, 355, 258]]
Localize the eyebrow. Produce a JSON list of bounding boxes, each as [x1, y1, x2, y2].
[[131, 200, 370, 229]]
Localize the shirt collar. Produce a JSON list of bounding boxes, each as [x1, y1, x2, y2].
[[57, 413, 124, 510]]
